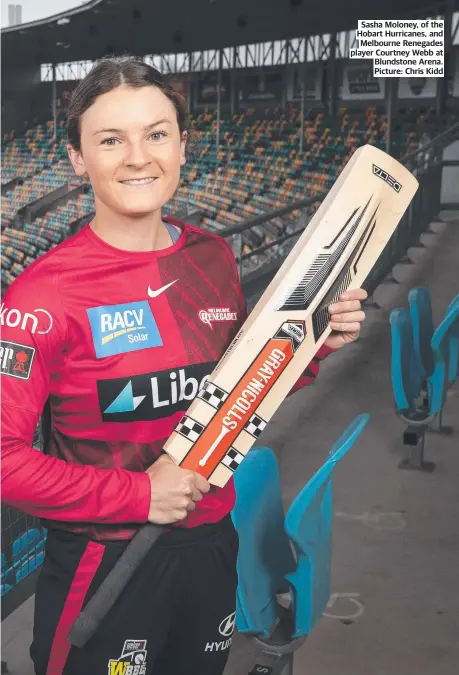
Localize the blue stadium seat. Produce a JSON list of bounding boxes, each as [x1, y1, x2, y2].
[[408, 288, 434, 381], [12, 528, 44, 564], [232, 414, 370, 671], [390, 292, 458, 470], [446, 295, 459, 385], [15, 550, 45, 584], [390, 308, 423, 416], [1, 551, 14, 596], [284, 413, 370, 638], [1, 584, 13, 597], [232, 447, 296, 638], [427, 300, 459, 416]]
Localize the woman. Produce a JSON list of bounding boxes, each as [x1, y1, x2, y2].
[[1, 56, 367, 675]]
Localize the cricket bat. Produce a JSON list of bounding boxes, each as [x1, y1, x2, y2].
[[69, 145, 418, 647]]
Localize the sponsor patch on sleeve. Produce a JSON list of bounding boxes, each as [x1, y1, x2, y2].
[[0, 340, 36, 380]]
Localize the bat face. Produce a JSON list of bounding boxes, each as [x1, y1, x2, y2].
[[163, 145, 418, 486]]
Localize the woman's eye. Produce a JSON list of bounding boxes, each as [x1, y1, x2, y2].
[[101, 137, 119, 146], [149, 131, 166, 141]]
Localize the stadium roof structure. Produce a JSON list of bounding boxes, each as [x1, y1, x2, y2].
[[1, 0, 445, 66]]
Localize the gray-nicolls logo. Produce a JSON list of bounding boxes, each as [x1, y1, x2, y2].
[[204, 612, 236, 652]]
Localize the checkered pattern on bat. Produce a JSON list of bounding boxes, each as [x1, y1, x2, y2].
[[197, 381, 229, 409], [222, 447, 245, 472], [244, 414, 267, 438], [175, 416, 205, 442]]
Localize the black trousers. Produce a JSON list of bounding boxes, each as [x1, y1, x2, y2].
[[31, 515, 239, 675]]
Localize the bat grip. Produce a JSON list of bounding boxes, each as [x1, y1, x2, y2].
[[67, 523, 166, 648]]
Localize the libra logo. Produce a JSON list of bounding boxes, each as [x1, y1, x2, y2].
[[87, 301, 162, 358], [97, 361, 216, 422]]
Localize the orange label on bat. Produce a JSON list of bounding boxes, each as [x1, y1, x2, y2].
[[179, 336, 295, 477]]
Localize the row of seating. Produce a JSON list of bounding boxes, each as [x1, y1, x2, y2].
[[1, 191, 94, 287], [1, 528, 47, 597], [1, 159, 74, 226], [1, 116, 67, 183], [390, 288, 459, 470], [1, 107, 454, 290]]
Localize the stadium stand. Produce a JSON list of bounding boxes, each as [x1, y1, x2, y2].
[[1, 106, 456, 290]]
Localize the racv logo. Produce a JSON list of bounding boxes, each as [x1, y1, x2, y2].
[[97, 361, 217, 422], [87, 301, 163, 359]]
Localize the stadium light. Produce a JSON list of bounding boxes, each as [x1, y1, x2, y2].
[[57, 18, 71, 26]]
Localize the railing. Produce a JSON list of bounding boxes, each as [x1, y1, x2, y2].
[[222, 120, 459, 301]]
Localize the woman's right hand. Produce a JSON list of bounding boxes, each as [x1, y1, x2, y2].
[[145, 454, 211, 525]]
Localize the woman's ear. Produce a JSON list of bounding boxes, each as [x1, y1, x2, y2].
[[180, 131, 187, 166], [67, 144, 87, 176]]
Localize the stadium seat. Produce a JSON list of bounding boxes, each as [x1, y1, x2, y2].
[[408, 287, 435, 381], [390, 308, 423, 417], [0, 552, 13, 593], [284, 414, 370, 638], [12, 528, 46, 583], [232, 448, 296, 638], [232, 414, 370, 672], [427, 300, 459, 417], [390, 292, 459, 470], [1, 584, 13, 598], [15, 550, 45, 584], [12, 528, 43, 561]]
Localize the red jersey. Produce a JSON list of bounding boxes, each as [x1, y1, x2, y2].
[[1, 218, 332, 540]]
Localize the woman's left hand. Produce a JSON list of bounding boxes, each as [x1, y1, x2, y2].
[[324, 288, 368, 351]]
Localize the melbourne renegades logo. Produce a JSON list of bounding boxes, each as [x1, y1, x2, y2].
[[198, 307, 238, 329]]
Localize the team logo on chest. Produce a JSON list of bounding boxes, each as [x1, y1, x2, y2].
[[87, 301, 163, 358], [198, 307, 238, 329]]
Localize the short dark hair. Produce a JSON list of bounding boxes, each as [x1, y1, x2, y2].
[[67, 56, 189, 151]]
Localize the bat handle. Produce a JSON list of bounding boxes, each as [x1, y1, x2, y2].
[[67, 523, 166, 648]]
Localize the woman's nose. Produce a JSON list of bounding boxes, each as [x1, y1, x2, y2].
[[124, 142, 152, 169]]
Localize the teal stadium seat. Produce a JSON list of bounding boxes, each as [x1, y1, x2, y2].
[[390, 308, 423, 416], [232, 448, 296, 639], [390, 291, 458, 470], [231, 414, 370, 672], [408, 287, 435, 381], [445, 295, 459, 385], [427, 299, 459, 416]]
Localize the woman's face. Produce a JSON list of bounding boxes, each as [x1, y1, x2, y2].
[[68, 84, 186, 217]]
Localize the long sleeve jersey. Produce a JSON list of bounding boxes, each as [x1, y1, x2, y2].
[[1, 217, 332, 540]]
